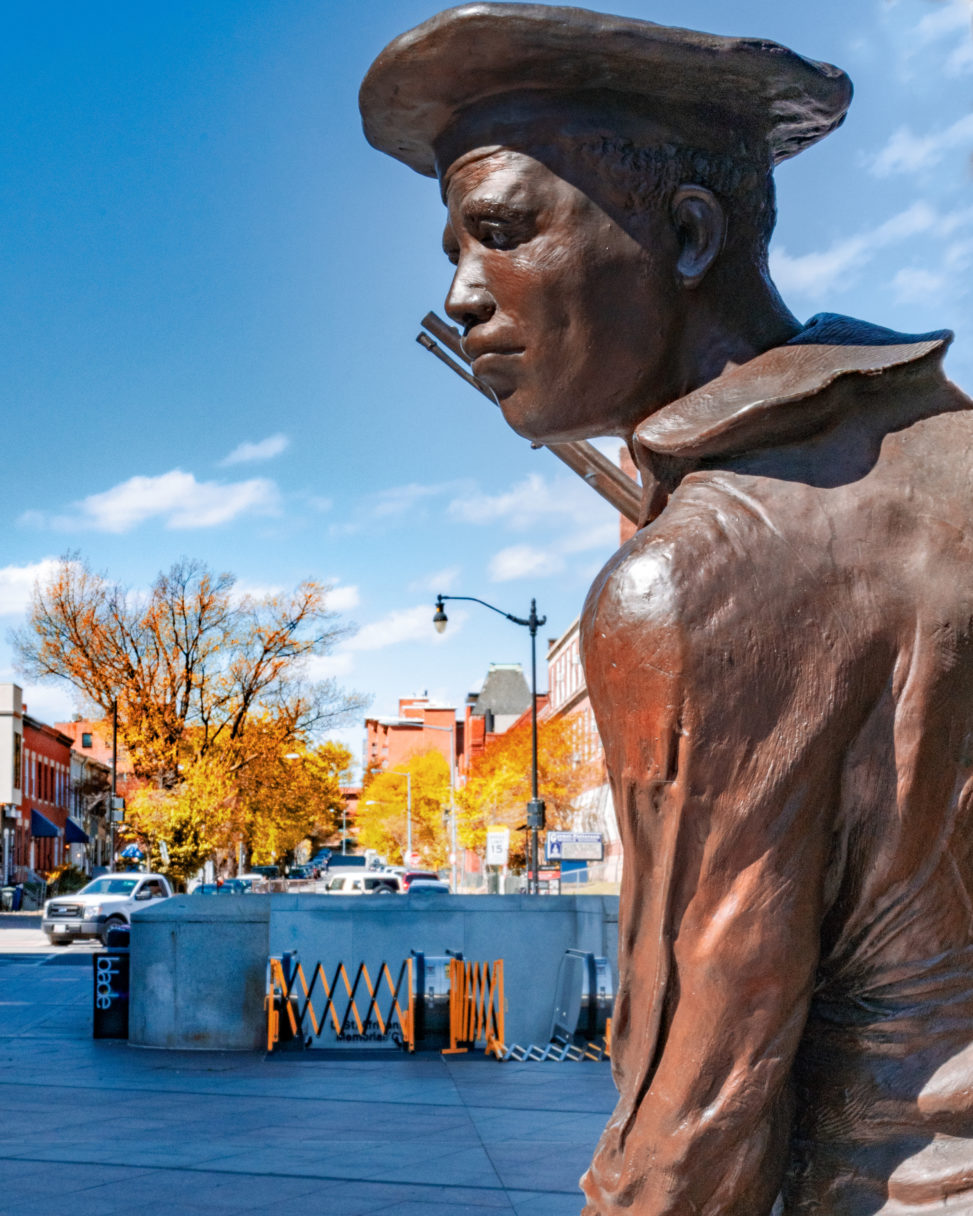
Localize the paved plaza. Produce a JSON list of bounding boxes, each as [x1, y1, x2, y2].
[[0, 917, 615, 1214]]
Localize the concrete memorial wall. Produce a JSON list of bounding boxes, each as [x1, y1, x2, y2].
[[129, 893, 619, 1051]]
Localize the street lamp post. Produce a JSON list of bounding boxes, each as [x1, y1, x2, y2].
[[433, 594, 547, 895]]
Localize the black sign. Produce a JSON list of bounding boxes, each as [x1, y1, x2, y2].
[[92, 949, 129, 1039]]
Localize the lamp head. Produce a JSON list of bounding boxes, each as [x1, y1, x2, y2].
[[433, 595, 448, 634]]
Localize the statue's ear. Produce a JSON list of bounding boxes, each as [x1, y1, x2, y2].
[[671, 186, 725, 288]]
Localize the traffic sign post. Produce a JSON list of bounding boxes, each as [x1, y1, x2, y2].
[[486, 825, 510, 866]]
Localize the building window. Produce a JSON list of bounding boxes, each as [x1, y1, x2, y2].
[[82, 732, 92, 749]]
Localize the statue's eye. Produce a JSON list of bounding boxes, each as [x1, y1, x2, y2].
[[478, 220, 517, 250]]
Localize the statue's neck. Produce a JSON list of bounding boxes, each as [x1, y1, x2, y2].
[[667, 275, 801, 403]]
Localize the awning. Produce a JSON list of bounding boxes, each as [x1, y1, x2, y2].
[[64, 817, 88, 844], [30, 809, 58, 838]]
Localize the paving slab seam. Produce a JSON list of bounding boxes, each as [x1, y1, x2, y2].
[[0, 1155, 583, 1196]]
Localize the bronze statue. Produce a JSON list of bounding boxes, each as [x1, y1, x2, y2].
[[360, 6, 973, 1212]]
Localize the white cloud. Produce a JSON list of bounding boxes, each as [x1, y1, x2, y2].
[[305, 495, 333, 513], [304, 652, 355, 680], [409, 566, 461, 593], [891, 266, 950, 302], [915, 0, 972, 46], [345, 604, 466, 652], [37, 470, 281, 534], [867, 114, 973, 177], [947, 37, 973, 75], [219, 433, 289, 466], [448, 472, 603, 530], [326, 584, 360, 613], [0, 558, 62, 616], [489, 544, 566, 582], [559, 521, 620, 555], [372, 482, 461, 519], [230, 579, 284, 603], [946, 236, 973, 268], [771, 202, 938, 296]]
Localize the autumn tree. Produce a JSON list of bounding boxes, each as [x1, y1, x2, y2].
[[357, 748, 451, 868], [456, 714, 595, 866], [232, 734, 352, 866], [13, 554, 366, 878]]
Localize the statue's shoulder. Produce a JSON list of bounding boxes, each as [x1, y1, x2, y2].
[[581, 503, 751, 660]]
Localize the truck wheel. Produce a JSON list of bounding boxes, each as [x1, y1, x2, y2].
[[100, 915, 126, 946]]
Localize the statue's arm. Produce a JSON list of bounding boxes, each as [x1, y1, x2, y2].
[[583, 538, 839, 1214]]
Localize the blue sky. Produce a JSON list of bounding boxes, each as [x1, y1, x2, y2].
[[1, 0, 970, 772]]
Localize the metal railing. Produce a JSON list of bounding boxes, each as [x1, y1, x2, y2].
[[443, 958, 505, 1058], [265, 955, 415, 1052]]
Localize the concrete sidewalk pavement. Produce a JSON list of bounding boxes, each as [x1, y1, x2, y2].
[[0, 941, 616, 1214]]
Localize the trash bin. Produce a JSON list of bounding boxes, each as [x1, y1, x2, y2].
[[93, 926, 130, 1039], [0, 887, 13, 911]]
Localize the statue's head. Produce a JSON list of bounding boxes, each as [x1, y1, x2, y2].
[[361, 4, 851, 442]]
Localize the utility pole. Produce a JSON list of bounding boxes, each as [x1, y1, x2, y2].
[[109, 700, 117, 872]]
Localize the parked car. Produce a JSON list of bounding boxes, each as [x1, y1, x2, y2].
[[249, 864, 279, 879], [42, 873, 173, 945], [325, 871, 403, 895], [286, 865, 314, 881], [234, 873, 270, 892], [407, 879, 451, 894], [401, 869, 440, 891], [191, 880, 250, 895]]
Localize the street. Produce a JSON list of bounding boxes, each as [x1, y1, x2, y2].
[[0, 915, 615, 1214]]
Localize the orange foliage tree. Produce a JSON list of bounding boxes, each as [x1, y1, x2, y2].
[[456, 713, 595, 867], [14, 554, 365, 879]]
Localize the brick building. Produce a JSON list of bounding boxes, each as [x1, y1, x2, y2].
[[544, 619, 622, 883], [20, 713, 76, 875], [364, 697, 464, 776], [462, 662, 531, 774]]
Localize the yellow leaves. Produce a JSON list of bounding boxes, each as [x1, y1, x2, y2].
[[357, 749, 451, 867], [456, 714, 595, 863], [13, 555, 366, 882]]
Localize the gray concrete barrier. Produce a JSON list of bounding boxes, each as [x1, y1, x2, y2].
[[129, 893, 618, 1051]]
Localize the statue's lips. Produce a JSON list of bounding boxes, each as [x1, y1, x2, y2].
[[468, 348, 525, 377]]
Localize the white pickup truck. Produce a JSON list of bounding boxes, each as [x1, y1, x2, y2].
[[42, 872, 173, 945]]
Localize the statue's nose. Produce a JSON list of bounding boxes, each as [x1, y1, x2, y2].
[[444, 277, 496, 334]]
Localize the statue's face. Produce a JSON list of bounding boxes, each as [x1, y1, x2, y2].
[[442, 148, 680, 442]]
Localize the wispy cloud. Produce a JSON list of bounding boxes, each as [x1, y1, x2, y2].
[[448, 472, 602, 530], [866, 113, 973, 177], [303, 652, 355, 680], [891, 266, 951, 303], [345, 604, 466, 651], [0, 558, 62, 616], [328, 480, 467, 537], [409, 566, 461, 594], [771, 201, 939, 296], [914, 0, 972, 47], [219, 433, 289, 466], [21, 470, 280, 534], [489, 544, 566, 582], [372, 481, 464, 519], [558, 521, 620, 555]]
